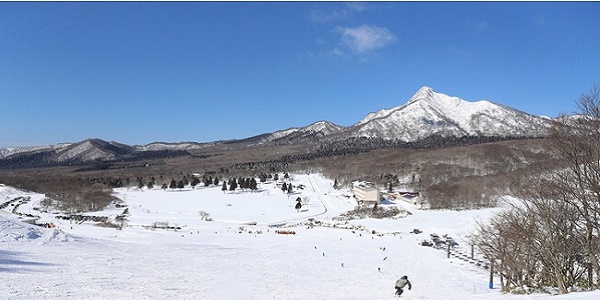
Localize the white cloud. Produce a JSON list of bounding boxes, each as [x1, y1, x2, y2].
[[337, 25, 396, 54], [345, 2, 367, 13], [308, 2, 368, 23]]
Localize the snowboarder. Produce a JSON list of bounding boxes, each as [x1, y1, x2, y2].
[[395, 275, 412, 296]]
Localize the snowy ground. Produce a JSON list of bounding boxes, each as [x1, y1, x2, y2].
[[1, 174, 599, 299]]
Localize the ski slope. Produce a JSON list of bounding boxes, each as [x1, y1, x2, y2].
[[1, 175, 599, 299]]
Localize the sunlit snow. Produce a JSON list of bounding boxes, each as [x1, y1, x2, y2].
[[1, 175, 598, 299]]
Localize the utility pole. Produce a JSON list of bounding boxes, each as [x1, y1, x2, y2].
[[471, 244, 474, 260], [489, 259, 494, 289], [588, 262, 593, 288]]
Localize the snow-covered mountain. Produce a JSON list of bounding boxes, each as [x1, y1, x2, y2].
[[51, 139, 133, 162], [347, 86, 550, 141], [135, 142, 211, 152], [0, 143, 71, 160], [271, 121, 344, 142], [232, 121, 344, 145], [0, 86, 554, 166], [0, 139, 135, 162], [257, 86, 550, 144]]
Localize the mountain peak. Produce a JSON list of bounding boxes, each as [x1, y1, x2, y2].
[[351, 86, 551, 141], [405, 86, 468, 110], [305, 120, 339, 132], [408, 86, 436, 104]]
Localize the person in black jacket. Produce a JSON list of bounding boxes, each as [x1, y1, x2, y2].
[[395, 275, 412, 296]]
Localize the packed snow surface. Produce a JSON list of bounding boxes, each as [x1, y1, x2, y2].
[[1, 174, 598, 299]]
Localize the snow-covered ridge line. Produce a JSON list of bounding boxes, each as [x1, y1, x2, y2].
[[55, 140, 115, 162], [135, 142, 209, 152], [0, 86, 554, 158], [0, 143, 71, 159], [260, 120, 344, 144], [348, 86, 551, 141]]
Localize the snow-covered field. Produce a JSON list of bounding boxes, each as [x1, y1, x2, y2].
[[1, 174, 599, 299]]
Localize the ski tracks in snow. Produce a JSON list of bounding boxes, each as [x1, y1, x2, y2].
[[260, 174, 343, 227]]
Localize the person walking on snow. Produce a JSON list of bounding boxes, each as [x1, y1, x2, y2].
[[395, 275, 412, 296]]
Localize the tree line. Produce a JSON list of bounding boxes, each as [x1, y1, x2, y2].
[[229, 135, 539, 173]]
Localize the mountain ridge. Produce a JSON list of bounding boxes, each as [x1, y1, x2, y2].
[[0, 86, 553, 165], [344, 86, 550, 141]]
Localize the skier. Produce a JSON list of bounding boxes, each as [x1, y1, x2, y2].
[[395, 275, 412, 296]]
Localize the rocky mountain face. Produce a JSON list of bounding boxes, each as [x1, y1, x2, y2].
[[0, 86, 552, 168]]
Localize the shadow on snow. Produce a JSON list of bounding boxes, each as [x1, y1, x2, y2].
[[0, 249, 58, 273]]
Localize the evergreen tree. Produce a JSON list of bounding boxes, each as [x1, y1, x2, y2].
[[274, 173, 279, 181], [177, 180, 185, 189], [229, 178, 237, 191], [250, 177, 258, 191], [221, 181, 227, 193], [161, 183, 168, 190], [287, 184, 293, 194], [147, 181, 154, 190], [169, 179, 177, 189], [214, 176, 220, 186], [281, 182, 287, 193], [190, 176, 200, 189], [284, 173, 289, 180]]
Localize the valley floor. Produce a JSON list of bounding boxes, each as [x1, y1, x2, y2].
[[1, 174, 599, 299]]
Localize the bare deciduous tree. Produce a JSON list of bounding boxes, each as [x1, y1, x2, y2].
[[548, 84, 600, 288], [474, 85, 600, 294]]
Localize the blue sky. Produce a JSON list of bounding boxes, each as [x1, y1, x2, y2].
[[1, 2, 599, 147]]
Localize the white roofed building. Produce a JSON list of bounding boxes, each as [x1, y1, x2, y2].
[[352, 181, 380, 205]]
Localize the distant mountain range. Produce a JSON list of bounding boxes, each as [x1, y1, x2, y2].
[[237, 86, 551, 144], [0, 86, 553, 167]]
